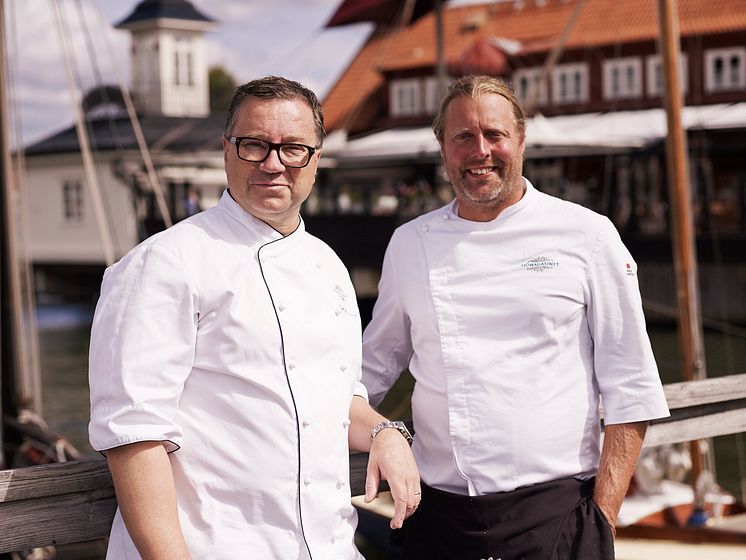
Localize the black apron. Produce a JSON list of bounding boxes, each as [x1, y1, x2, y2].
[[394, 476, 614, 560]]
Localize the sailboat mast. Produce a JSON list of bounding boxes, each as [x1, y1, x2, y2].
[[656, 0, 709, 481], [0, 0, 22, 469]]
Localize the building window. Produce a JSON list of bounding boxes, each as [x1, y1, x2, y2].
[[63, 181, 83, 222], [552, 63, 588, 104], [424, 77, 440, 114], [174, 37, 193, 86], [390, 79, 422, 116], [646, 54, 688, 97], [602, 57, 642, 100], [705, 47, 746, 92], [513, 68, 548, 106]]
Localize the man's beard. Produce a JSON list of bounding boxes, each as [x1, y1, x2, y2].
[[448, 158, 523, 211]]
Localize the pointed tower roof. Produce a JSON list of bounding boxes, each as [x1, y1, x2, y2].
[[116, 0, 216, 31]]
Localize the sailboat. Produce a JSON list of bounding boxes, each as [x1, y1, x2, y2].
[[611, 0, 746, 543]]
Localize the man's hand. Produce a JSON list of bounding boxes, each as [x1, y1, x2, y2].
[[364, 428, 421, 529], [348, 396, 421, 529], [594, 421, 648, 536]]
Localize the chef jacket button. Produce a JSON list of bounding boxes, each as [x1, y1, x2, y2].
[[302, 420, 310, 428], [334, 308, 342, 316], [288, 362, 296, 370], [303, 477, 312, 486], [442, 213, 450, 220], [330, 536, 336, 544], [278, 303, 286, 312], [342, 418, 351, 428], [339, 364, 347, 372], [314, 262, 322, 269], [336, 479, 346, 489], [421, 225, 430, 233]]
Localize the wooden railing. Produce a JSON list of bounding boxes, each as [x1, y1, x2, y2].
[[1, 373, 746, 553]]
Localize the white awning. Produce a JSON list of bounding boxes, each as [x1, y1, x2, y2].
[[337, 127, 441, 162], [332, 102, 746, 162]]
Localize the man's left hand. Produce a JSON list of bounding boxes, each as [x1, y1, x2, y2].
[[593, 421, 648, 538], [364, 429, 421, 529]]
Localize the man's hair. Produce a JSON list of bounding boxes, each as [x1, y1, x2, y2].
[[432, 75, 526, 143], [223, 76, 326, 146]]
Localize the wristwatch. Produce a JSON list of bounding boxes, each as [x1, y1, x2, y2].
[[370, 420, 413, 445]]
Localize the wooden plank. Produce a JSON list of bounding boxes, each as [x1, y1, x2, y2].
[[0, 457, 111, 503], [0, 486, 116, 552], [0, 453, 376, 553], [644, 407, 746, 448], [1, 374, 745, 552], [662, 373, 746, 410], [617, 523, 746, 544]]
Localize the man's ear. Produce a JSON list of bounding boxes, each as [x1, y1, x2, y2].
[[313, 148, 323, 176], [222, 137, 230, 164]]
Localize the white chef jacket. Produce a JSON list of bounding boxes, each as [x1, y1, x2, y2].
[[89, 191, 365, 560], [362, 179, 670, 496]]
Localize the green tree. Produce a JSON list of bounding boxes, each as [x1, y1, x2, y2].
[[209, 66, 237, 114]]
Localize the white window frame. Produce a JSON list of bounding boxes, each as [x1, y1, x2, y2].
[[63, 180, 84, 222], [552, 63, 589, 104], [513, 67, 548, 106], [602, 57, 643, 100], [646, 53, 688, 97], [704, 47, 746, 92], [390, 78, 422, 117], [424, 77, 440, 115], [174, 36, 193, 87]]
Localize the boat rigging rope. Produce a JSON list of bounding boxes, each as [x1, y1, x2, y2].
[[60, 0, 124, 253], [50, 0, 116, 266], [68, 0, 126, 252], [91, 0, 173, 229], [5, 0, 43, 414]]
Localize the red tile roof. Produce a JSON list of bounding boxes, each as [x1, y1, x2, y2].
[[447, 35, 512, 76], [323, 0, 746, 132]]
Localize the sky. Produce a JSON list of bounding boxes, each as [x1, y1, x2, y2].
[[4, 0, 485, 147]]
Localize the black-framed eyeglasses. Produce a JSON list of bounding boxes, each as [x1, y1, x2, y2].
[[227, 136, 318, 168]]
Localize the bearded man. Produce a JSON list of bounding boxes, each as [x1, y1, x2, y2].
[[361, 75, 670, 559]]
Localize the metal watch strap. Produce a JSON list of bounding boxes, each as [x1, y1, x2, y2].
[[370, 420, 413, 445]]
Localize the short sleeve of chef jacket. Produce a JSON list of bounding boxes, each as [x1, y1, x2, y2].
[[88, 243, 198, 453], [586, 217, 670, 424]]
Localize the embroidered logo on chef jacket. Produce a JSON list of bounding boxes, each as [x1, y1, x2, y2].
[[334, 284, 359, 316], [334, 285, 348, 301], [521, 255, 559, 272], [625, 262, 636, 276]]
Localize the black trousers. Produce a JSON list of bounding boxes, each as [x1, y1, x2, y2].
[[394, 477, 614, 560]]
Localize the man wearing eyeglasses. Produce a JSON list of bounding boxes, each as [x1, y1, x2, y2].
[[89, 76, 419, 560]]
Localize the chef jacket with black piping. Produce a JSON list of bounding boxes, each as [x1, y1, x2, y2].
[[89, 191, 366, 560], [362, 179, 670, 497]]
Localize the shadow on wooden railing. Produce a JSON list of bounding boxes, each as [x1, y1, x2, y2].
[[2, 373, 746, 553]]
